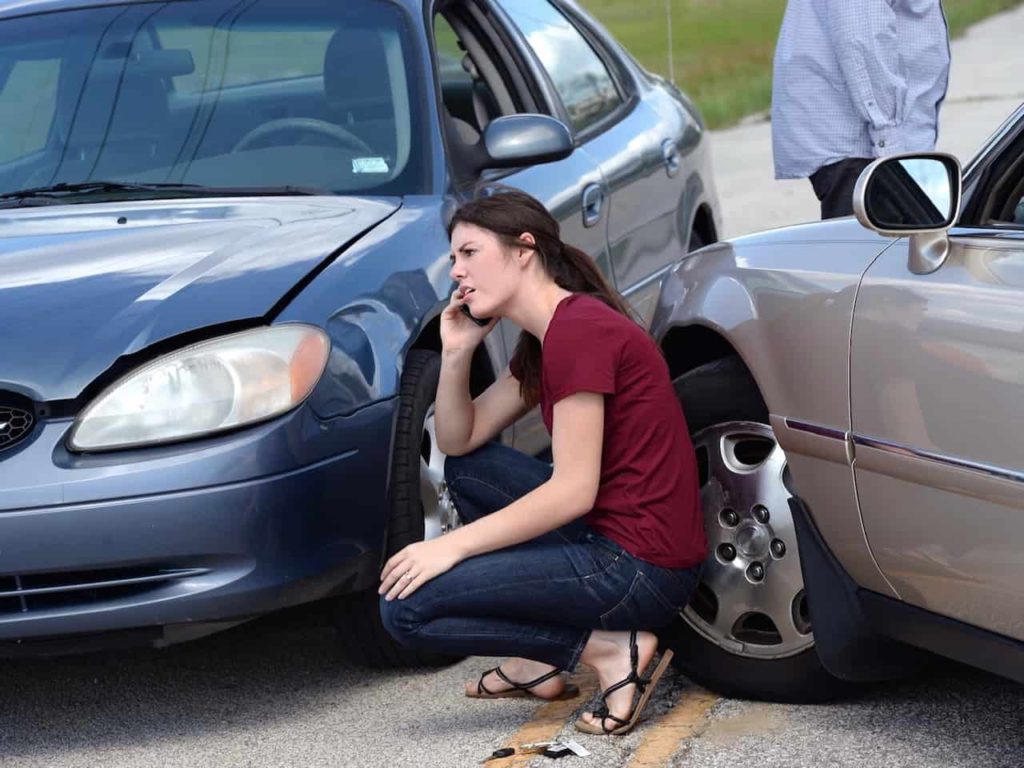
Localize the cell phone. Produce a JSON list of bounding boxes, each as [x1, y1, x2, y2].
[[461, 302, 491, 327]]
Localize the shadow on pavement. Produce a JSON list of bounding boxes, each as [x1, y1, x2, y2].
[[0, 603, 441, 758]]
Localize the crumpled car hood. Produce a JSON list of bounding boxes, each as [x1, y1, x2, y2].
[[0, 196, 399, 401]]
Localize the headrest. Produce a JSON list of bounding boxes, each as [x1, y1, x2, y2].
[[324, 26, 391, 107]]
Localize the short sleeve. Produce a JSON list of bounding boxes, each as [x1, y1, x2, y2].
[[543, 310, 618, 404]]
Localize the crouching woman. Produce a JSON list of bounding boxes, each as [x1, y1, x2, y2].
[[379, 190, 706, 735]]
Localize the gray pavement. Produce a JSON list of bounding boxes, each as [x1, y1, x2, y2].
[[675, 670, 1024, 768], [711, 3, 1024, 238], [2, 611, 1022, 768]]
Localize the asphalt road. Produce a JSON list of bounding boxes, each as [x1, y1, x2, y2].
[[2, 607, 1022, 768]]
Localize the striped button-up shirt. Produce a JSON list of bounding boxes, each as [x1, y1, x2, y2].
[[772, 0, 950, 179]]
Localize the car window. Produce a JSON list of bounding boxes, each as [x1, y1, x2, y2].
[[433, 12, 505, 141], [434, 15, 473, 100], [496, 0, 621, 133], [0, 54, 59, 164], [0, 0, 429, 198]]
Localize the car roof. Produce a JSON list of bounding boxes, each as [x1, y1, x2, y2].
[[0, 0, 421, 21]]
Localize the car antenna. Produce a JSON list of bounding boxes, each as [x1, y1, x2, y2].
[[665, 0, 675, 85]]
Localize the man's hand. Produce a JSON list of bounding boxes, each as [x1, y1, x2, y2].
[[379, 537, 463, 601]]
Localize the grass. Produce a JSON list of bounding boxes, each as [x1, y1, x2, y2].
[[581, 0, 1024, 129]]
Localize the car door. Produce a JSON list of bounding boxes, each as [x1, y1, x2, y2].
[[494, 0, 690, 325], [432, 2, 612, 455], [850, 124, 1024, 641], [549, 0, 698, 324]]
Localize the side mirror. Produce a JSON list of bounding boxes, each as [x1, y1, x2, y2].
[[481, 114, 573, 170], [854, 153, 963, 274]]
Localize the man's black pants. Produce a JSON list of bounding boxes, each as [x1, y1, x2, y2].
[[809, 158, 873, 219]]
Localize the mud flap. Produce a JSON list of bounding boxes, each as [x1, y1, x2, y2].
[[789, 497, 926, 682]]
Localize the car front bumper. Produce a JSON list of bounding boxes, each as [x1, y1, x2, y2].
[[0, 399, 395, 654]]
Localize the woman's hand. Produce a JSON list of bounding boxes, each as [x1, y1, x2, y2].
[[440, 289, 498, 354], [379, 537, 463, 600]]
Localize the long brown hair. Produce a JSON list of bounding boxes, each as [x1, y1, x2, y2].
[[447, 189, 635, 408]]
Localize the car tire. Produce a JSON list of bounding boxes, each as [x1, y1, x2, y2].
[[664, 355, 850, 702], [334, 349, 458, 668]]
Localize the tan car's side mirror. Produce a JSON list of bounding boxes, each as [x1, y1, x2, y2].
[[853, 153, 963, 274]]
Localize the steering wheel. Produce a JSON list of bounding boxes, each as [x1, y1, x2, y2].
[[232, 117, 373, 154]]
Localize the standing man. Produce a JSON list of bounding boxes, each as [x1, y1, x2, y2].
[[771, 0, 950, 219]]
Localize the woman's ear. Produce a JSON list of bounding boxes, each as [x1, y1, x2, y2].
[[518, 231, 537, 259]]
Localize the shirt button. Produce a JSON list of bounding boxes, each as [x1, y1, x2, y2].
[[879, 139, 886, 148]]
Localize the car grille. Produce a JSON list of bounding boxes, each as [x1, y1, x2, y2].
[[0, 402, 34, 453], [0, 566, 210, 616]]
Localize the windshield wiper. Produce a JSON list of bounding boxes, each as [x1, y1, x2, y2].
[[0, 181, 206, 202], [0, 181, 327, 206]]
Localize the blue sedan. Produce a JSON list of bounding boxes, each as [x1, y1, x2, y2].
[[0, 0, 719, 663]]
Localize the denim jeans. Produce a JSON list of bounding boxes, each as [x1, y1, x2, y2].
[[379, 443, 701, 670]]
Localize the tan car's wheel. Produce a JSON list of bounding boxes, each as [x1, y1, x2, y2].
[[685, 420, 813, 659], [666, 356, 848, 702]]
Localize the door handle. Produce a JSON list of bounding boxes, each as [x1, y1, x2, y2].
[[581, 183, 604, 228], [662, 138, 680, 177]]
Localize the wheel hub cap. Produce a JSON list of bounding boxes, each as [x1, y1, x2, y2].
[[420, 406, 462, 541], [682, 420, 813, 659], [735, 523, 770, 559]]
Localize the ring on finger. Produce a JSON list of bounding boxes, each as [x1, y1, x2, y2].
[[402, 572, 414, 581]]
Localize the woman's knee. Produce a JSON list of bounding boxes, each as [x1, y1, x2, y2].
[[443, 442, 505, 486], [378, 595, 423, 647]]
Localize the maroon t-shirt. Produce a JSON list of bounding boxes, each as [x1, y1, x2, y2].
[[513, 294, 706, 569]]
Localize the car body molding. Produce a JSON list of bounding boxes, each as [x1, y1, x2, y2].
[[852, 434, 1024, 510]]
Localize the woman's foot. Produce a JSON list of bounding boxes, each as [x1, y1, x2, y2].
[[464, 658, 571, 700], [576, 630, 659, 731]]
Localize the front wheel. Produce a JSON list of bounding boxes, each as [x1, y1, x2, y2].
[[334, 350, 461, 668], [664, 356, 848, 702]]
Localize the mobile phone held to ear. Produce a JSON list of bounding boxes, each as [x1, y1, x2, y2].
[[461, 302, 491, 327]]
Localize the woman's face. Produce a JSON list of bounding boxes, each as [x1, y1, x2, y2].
[[449, 222, 522, 318]]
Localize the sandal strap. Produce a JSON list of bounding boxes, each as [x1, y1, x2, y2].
[[479, 665, 564, 695], [477, 666, 502, 696], [497, 665, 563, 691], [585, 630, 652, 731], [591, 703, 631, 733]]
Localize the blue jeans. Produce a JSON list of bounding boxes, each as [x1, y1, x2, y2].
[[379, 443, 700, 670]]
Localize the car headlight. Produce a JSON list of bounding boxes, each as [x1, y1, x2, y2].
[[69, 325, 330, 452]]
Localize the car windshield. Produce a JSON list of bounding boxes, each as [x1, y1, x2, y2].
[[0, 0, 428, 201]]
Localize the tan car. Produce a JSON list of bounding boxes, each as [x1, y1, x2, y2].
[[651, 104, 1024, 701]]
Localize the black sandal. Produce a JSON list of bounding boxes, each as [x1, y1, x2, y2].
[[574, 630, 674, 735], [466, 665, 580, 700]]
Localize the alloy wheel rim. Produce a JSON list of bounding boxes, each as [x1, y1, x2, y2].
[[682, 421, 813, 659], [419, 404, 461, 540]]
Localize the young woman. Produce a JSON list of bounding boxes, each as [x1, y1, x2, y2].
[[379, 190, 706, 736]]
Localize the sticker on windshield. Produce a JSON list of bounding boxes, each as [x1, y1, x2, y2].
[[352, 157, 389, 174]]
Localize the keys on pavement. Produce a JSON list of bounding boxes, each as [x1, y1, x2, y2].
[[482, 739, 591, 762]]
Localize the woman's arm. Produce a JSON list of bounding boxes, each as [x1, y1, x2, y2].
[[447, 391, 603, 555], [380, 391, 604, 600], [435, 358, 528, 457], [433, 289, 528, 456]]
